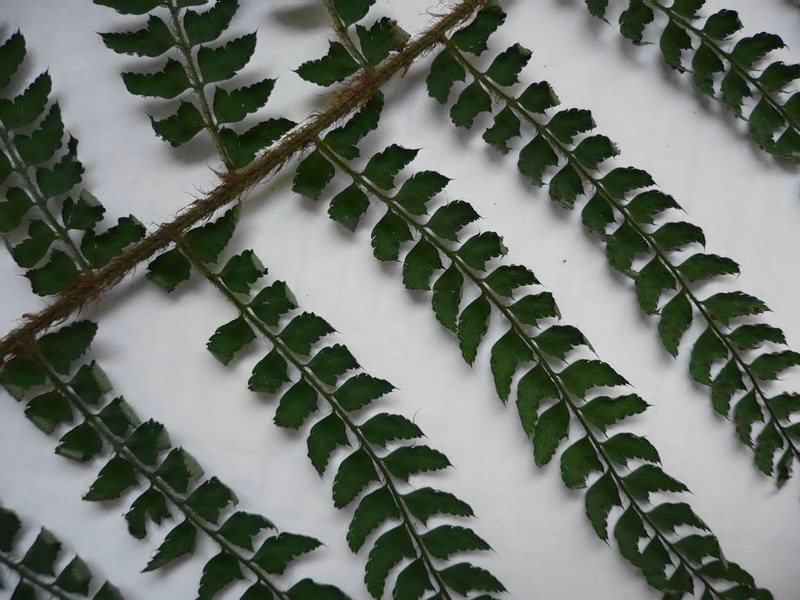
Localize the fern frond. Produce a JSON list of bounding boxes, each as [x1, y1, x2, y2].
[[422, 7, 800, 488], [0, 0, 490, 365], [583, 0, 800, 163], [0, 504, 124, 599], [0, 321, 351, 600], [290, 89, 773, 599], [0, 33, 145, 296], [139, 212, 504, 599], [96, 0, 299, 170]]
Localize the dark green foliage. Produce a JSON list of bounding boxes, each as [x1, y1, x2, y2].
[[213, 78, 275, 124], [3, 323, 340, 596], [197, 34, 256, 84], [100, 15, 174, 57], [582, 0, 800, 162], [296, 42, 360, 87], [426, 13, 800, 496], [0, 506, 124, 599]]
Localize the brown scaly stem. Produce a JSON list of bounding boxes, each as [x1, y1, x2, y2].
[[28, 349, 290, 600], [445, 42, 800, 470], [0, 552, 75, 600], [0, 0, 488, 366], [315, 140, 736, 599], [177, 238, 456, 599]]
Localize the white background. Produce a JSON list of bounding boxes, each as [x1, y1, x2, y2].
[[1, 0, 800, 598]]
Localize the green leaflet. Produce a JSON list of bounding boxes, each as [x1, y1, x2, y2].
[[0, 72, 51, 130], [427, 200, 480, 242], [451, 81, 492, 129], [252, 533, 321, 574], [183, 0, 238, 46], [93, 0, 162, 16], [533, 400, 570, 466], [393, 170, 450, 216], [0, 31, 25, 91], [293, 150, 335, 199], [0, 188, 34, 233], [518, 135, 558, 187], [197, 552, 243, 599], [371, 209, 412, 261], [458, 296, 491, 365], [334, 373, 393, 412], [619, 0, 654, 43], [560, 436, 603, 489], [580, 394, 649, 433], [100, 15, 174, 57], [402, 238, 442, 290], [365, 526, 415, 597], [62, 190, 106, 231], [307, 413, 350, 474], [364, 145, 419, 190], [331, 0, 375, 27], [147, 248, 192, 292], [360, 414, 423, 447], [356, 18, 398, 66], [296, 41, 360, 87], [333, 448, 379, 508], [151, 101, 205, 146], [213, 78, 275, 124], [197, 34, 256, 84], [122, 59, 191, 99], [15, 103, 62, 165], [329, 183, 369, 231], [145, 520, 197, 571], [384, 446, 450, 481], [439, 563, 505, 595], [486, 44, 531, 87], [218, 512, 273, 551], [81, 216, 146, 268], [207, 316, 256, 364], [427, 50, 466, 103], [450, 7, 505, 55], [220, 118, 296, 169], [484, 106, 521, 154], [324, 93, 384, 159]]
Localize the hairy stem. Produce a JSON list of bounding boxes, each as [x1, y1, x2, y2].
[[0, 552, 75, 600], [316, 140, 729, 597], [0, 0, 489, 365], [164, 0, 235, 170], [29, 350, 290, 600], [177, 238, 455, 599], [447, 43, 800, 467], [646, 0, 800, 144], [0, 126, 92, 272]]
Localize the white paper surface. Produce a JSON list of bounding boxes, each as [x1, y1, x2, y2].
[[1, 1, 800, 598]]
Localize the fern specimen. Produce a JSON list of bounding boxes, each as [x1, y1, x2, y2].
[[0, 0, 487, 361], [0, 321, 351, 599], [172, 233, 503, 599], [1, 0, 798, 598], [582, 0, 800, 163], [417, 5, 800, 487], [287, 88, 771, 599], [0, 505, 123, 599]]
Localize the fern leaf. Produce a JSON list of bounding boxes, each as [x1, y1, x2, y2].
[[0, 324, 346, 598], [581, 0, 800, 162], [0, 505, 125, 598]]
